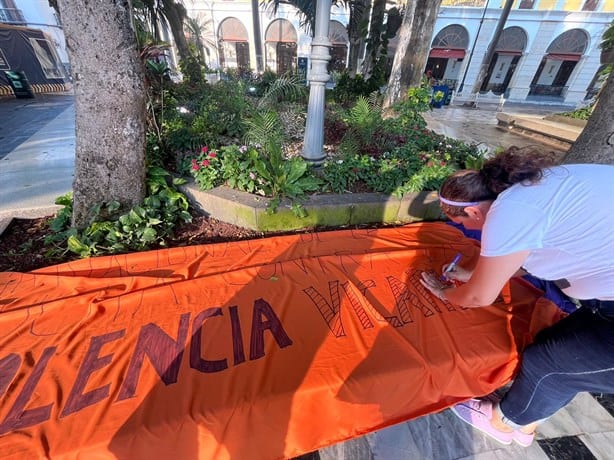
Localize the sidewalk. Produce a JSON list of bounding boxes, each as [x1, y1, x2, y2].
[[0, 100, 74, 230], [423, 101, 577, 154]]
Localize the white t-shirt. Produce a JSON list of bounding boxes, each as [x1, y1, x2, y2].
[[481, 164, 614, 300]]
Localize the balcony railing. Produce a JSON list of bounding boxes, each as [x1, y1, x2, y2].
[[0, 8, 25, 24]]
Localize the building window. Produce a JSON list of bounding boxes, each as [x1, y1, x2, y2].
[[581, 0, 599, 11], [518, 0, 535, 9], [431, 25, 470, 49]]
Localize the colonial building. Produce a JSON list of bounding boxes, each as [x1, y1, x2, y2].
[[430, 0, 614, 105], [2, 0, 612, 106], [190, 0, 613, 107]]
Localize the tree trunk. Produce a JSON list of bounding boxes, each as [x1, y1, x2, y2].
[[58, 0, 147, 228], [562, 71, 614, 165], [361, 0, 385, 78], [470, 0, 513, 96], [163, 1, 191, 64], [347, 0, 371, 76], [383, 0, 442, 109]]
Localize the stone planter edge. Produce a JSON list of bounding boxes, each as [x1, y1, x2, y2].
[[180, 181, 443, 232]]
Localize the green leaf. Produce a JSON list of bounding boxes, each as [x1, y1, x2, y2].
[[141, 227, 158, 242], [129, 209, 143, 223], [54, 192, 73, 207], [67, 235, 91, 257], [119, 214, 132, 226], [107, 201, 121, 213]]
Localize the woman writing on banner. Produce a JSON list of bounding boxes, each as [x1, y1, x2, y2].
[[419, 146, 614, 447]]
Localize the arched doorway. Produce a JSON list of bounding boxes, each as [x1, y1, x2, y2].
[[529, 28, 588, 99], [265, 19, 297, 75], [218, 17, 251, 71], [426, 24, 469, 89], [328, 20, 348, 73], [481, 26, 527, 95]]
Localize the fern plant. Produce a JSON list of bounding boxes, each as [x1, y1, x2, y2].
[[257, 74, 307, 110], [242, 110, 321, 215], [340, 94, 386, 155]]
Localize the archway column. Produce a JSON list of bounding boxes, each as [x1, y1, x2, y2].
[[302, 0, 331, 165]]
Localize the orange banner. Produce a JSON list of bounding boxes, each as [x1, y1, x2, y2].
[[0, 223, 562, 459]]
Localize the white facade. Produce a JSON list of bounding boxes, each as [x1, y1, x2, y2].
[[427, 6, 613, 106], [2, 0, 612, 106], [188, 1, 612, 107]]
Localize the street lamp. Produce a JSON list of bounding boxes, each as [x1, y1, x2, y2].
[[301, 0, 332, 165]]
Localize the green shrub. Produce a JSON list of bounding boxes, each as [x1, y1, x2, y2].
[[46, 168, 192, 258], [560, 105, 593, 120], [332, 72, 382, 106]]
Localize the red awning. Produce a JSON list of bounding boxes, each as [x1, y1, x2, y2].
[[219, 18, 248, 42], [429, 48, 466, 59], [547, 53, 581, 62]]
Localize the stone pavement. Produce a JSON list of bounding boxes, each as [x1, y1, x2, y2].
[[1, 94, 613, 460], [0, 94, 74, 231]]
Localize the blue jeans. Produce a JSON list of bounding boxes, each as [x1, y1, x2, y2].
[[498, 302, 614, 427]]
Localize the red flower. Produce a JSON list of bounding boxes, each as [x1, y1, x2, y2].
[[201, 159, 210, 167], [201, 146, 209, 154], [209, 152, 217, 158]]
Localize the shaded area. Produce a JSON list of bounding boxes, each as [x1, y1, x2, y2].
[[0, 94, 72, 160]]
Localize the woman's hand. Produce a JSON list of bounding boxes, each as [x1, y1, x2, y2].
[[441, 264, 472, 282], [420, 272, 450, 301]]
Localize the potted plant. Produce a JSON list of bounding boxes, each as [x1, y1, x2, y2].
[[431, 90, 445, 108]]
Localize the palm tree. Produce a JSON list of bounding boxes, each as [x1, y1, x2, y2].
[[133, 0, 203, 82], [185, 13, 217, 67], [262, 0, 319, 34]]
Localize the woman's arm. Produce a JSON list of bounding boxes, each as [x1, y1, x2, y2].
[[422, 250, 530, 308]]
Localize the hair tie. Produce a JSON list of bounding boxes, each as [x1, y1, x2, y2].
[[438, 195, 482, 207]]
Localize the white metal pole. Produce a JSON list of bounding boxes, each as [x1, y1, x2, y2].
[[301, 0, 332, 165]]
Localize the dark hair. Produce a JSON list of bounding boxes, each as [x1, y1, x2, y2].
[[440, 146, 558, 217]]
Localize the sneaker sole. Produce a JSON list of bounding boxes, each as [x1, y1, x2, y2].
[[450, 405, 513, 446]]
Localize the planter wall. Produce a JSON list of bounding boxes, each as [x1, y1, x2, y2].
[[180, 182, 443, 232]]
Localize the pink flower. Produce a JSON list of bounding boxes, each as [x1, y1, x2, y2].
[[209, 152, 217, 158], [201, 159, 210, 167], [201, 146, 209, 154], [192, 164, 200, 171], [440, 161, 446, 166]]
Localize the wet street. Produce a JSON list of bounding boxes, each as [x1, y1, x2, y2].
[[423, 101, 572, 154]]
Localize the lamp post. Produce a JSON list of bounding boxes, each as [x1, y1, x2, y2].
[[301, 0, 332, 166]]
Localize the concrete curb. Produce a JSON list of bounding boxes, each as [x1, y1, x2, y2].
[[496, 112, 583, 151], [180, 182, 443, 231], [0, 205, 62, 237]]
